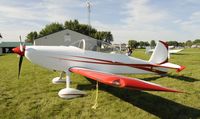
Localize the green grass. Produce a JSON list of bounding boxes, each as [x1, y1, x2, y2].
[[0, 48, 200, 119]]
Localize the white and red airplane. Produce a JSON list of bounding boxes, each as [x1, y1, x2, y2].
[[12, 39, 185, 99]]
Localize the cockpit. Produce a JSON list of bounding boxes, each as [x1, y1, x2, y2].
[[68, 39, 125, 54]]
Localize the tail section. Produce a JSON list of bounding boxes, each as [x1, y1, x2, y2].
[[149, 41, 168, 64], [149, 40, 185, 73]]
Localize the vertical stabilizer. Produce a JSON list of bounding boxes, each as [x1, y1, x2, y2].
[[149, 41, 168, 64]]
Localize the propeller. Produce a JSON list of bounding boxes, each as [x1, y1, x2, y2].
[[12, 36, 25, 79]]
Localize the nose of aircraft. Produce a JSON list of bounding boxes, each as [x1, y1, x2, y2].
[[12, 46, 25, 56]]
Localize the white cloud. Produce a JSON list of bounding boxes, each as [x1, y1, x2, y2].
[[39, 0, 83, 22], [174, 11, 200, 39], [181, 12, 200, 25], [108, 0, 173, 43], [110, 0, 200, 43], [0, 0, 85, 41], [123, 0, 169, 24]]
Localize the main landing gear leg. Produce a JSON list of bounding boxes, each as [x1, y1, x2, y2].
[[58, 71, 86, 99], [52, 71, 66, 84]]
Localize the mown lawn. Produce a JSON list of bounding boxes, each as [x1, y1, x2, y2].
[[0, 48, 200, 119]]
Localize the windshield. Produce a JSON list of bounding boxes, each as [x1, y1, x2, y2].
[[68, 38, 125, 54]]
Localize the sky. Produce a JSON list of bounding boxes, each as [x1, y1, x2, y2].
[[0, 0, 200, 43]]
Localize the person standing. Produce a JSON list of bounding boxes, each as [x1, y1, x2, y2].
[[126, 47, 133, 56]]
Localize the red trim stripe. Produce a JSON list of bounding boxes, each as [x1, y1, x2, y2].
[[51, 56, 167, 74]]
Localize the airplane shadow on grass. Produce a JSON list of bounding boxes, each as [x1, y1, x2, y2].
[[77, 82, 200, 119], [139, 74, 200, 82], [166, 74, 200, 82]]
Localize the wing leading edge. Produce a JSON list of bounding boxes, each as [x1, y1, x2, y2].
[[69, 67, 183, 93]]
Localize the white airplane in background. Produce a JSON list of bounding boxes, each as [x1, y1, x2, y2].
[[12, 38, 185, 99], [146, 45, 183, 58]]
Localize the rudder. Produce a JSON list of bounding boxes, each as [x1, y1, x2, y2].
[[149, 41, 168, 64]]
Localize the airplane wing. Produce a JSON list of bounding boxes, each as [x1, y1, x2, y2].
[[69, 67, 182, 93], [169, 49, 183, 54]]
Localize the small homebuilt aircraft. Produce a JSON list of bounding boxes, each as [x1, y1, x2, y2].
[[12, 38, 185, 99]]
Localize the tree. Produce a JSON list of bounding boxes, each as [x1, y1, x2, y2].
[[144, 41, 150, 47], [26, 19, 114, 44], [94, 32, 102, 40], [185, 40, 193, 47], [193, 39, 200, 45], [102, 32, 113, 44], [39, 22, 64, 37], [178, 42, 185, 47], [25, 31, 38, 43], [139, 41, 145, 48], [128, 40, 138, 49], [150, 40, 156, 48], [64, 19, 113, 43], [64, 19, 80, 32], [167, 41, 178, 47]]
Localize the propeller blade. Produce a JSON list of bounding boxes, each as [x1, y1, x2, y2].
[[18, 56, 23, 79], [19, 35, 23, 52]]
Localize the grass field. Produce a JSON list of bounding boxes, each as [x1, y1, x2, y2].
[[0, 48, 200, 119]]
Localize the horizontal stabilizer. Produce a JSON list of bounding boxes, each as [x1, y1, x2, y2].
[[157, 63, 186, 72], [70, 67, 183, 93]]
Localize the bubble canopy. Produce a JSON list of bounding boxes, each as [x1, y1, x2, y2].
[[68, 39, 124, 54]]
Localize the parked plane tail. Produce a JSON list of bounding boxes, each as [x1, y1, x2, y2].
[[149, 41, 168, 64]]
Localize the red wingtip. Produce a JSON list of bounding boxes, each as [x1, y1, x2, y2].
[[176, 66, 186, 72]]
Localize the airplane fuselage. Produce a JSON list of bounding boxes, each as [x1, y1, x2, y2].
[[25, 46, 165, 74]]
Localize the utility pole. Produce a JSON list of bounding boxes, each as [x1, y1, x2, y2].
[[86, 0, 91, 36], [0, 33, 2, 39]]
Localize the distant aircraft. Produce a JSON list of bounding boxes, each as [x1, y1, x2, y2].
[[12, 38, 185, 100], [146, 45, 183, 58]]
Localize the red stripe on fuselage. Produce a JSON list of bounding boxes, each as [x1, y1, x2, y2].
[[50, 56, 167, 74]]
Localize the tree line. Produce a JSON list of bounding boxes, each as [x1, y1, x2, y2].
[[128, 39, 200, 49], [26, 20, 113, 44]]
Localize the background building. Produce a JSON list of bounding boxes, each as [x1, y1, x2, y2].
[[0, 41, 32, 55], [35, 29, 98, 50]]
